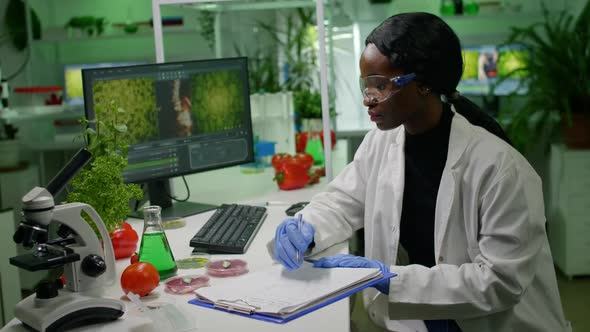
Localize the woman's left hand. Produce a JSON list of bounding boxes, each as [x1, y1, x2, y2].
[[312, 254, 390, 295]]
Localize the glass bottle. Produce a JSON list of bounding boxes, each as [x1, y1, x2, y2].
[[138, 205, 177, 279]]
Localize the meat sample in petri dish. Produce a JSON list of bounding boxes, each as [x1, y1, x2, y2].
[[164, 275, 210, 294], [206, 259, 249, 277]]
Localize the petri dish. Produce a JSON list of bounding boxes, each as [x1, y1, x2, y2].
[[164, 275, 210, 294], [206, 259, 249, 277], [176, 255, 210, 269], [162, 217, 187, 230]]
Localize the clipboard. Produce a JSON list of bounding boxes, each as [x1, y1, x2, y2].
[[188, 268, 396, 324]]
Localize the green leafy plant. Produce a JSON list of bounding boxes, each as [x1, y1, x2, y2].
[[257, 8, 318, 92], [234, 44, 281, 94], [198, 10, 216, 51], [64, 16, 106, 36], [496, 1, 590, 153], [67, 100, 143, 233]]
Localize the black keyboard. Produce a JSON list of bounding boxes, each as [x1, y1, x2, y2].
[[189, 204, 267, 254]]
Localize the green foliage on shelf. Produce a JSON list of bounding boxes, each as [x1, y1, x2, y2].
[[234, 44, 281, 94], [67, 101, 143, 233], [496, 1, 590, 153], [65, 16, 106, 36], [198, 10, 216, 51]]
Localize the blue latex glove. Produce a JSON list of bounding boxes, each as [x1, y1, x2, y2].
[[312, 254, 390, 295], [273, 217, 315, 270]]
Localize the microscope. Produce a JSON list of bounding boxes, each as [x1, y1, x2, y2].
[[9, 149, 126, 332]]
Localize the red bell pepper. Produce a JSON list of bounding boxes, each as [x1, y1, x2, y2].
[[271, 153, 294, 170], [110, 224, 139, 259], [319, 130, 337, 150], [295, 132, 308, 153], [294, 152, 314, 171], [274, 162, 310, 190]]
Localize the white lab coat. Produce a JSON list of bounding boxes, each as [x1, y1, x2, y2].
[[301, 111, 570, 332]]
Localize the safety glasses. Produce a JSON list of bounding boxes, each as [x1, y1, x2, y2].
[[359, 73, 416, 103]]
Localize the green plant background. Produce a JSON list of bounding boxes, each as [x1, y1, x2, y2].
[[191, 71, 244, 133], [92, 78, 159, 145]]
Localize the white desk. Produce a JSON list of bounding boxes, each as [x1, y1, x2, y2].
[[1, 179, 350, 332]]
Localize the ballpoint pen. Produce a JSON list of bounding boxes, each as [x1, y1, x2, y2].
[[296, 213, 303, 265]]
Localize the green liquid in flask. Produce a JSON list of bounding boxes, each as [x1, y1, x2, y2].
[[139, 232, 177, 279], [305, 138, 324, 165]]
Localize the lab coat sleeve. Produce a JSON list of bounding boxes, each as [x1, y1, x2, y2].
[[301, 133, 372, 254], [387, 163, 546, 320]]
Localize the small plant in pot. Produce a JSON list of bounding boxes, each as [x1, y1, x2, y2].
[[497, 1, 590, 152], [67, 100, 143, 258]]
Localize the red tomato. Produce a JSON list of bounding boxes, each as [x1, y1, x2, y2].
[[60, 274, 66, 287], [274, 162, 310, 190], [294, 153, 314, 171], [319, 130, 336, 150], [120, 262, 160, 297], [295, 132, 308, 153], [271, 153, 294, 170], [110, 227, 138, 259], [130, 252, 139, 264]]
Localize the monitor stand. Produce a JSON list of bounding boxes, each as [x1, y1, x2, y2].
[[129, 179, 218, 219]]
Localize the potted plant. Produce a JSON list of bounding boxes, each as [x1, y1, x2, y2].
[[496, 1, 590, 152], [67, 100, 143, 257], [258, 9, 337, 148]]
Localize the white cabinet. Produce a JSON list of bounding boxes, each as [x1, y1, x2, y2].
[[547, 144, 590, 278]]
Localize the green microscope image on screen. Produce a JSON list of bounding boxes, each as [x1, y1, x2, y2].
[[497, 49, 529, 79], [191, 70, 244, 134], [462, 50, 479, 80], [91, 78, 159, 145]]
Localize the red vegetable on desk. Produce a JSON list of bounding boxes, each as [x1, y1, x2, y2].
[[271, 153, 294, 170], [121, 262, 160, 297], [295, 132, 308, 153], [110, 222, 138, 259], [294, 152, 314, 171], [319, 130, 337, 150], [274, 162, 310, 190]]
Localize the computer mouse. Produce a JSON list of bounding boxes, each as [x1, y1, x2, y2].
[[285, 202, 310, 216]]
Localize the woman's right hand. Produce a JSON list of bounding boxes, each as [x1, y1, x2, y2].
[[273, 216, 315, 270]]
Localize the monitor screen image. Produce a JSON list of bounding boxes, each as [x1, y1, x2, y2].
[[457, 44, 528, 96], [494, 44, 529, 95], [82, 58, 253, 217], [64, 62, 143, 104]]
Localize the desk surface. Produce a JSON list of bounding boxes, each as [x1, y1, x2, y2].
[[2, 179, 350, 332]]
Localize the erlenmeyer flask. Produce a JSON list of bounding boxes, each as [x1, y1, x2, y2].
[[304, 119, 325, 166], [138, 206, 177, 279]]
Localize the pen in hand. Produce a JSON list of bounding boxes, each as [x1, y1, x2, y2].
[[296, 213, 303, 265]]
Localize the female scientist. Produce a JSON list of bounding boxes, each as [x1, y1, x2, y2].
[[272, 12, 569, 332]]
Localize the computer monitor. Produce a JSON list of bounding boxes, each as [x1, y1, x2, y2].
[[458, 44, 529, 96], [64, 62, 143, 105], [494, 44, 529, 96], [82, 58, 254, 218]]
